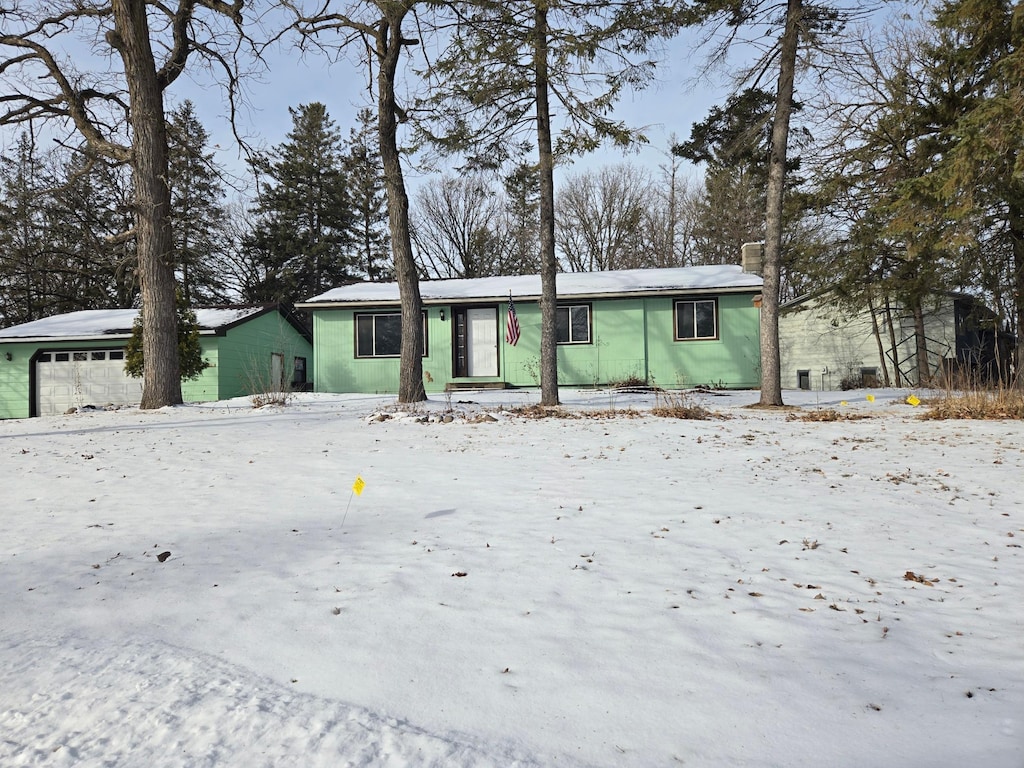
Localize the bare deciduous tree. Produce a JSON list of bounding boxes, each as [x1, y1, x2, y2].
[[0, 0, 245, 408], [412, 175, 507, 279], [556, 164, 651, 272]]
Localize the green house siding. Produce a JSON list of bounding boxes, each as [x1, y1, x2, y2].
[[647, 294, 762, 389], [209, 312, 313, 399], [0, 309, 313, 419], [0, 340, 134, 419], [181, 338, 221, 403], [311, 292, 761, 394]]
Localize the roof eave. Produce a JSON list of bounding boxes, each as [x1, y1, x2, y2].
[[297, 285, 761, 309], [0, 330, 218, 343]]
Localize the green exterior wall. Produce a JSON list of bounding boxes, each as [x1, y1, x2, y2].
[[185, 311, 313, 402], [0, 339, 115, 419], [0, 311, 312, 419], [311, 292, 761, 394]]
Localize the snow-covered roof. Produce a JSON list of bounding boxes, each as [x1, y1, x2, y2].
[[300, 265, 763, 306], [0, 307, 269, 341]]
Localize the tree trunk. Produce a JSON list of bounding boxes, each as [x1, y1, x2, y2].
[[1010, 200, 1024, 387], [112, 0, 182, 409], [867, 296, 892, 387], [885, 297, 903, 387], [378, 12, 426, 403], [534, 2, 560, 406], [912, 297, 931, 387], [758, 0, 802, 406]]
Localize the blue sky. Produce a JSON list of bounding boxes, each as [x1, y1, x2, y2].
[[167, 26, 731, 196]]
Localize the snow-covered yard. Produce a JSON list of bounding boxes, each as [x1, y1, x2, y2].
[[1, 388, 1021, 767]]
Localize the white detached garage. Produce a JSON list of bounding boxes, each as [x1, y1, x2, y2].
[[0, 306, 313, 419]]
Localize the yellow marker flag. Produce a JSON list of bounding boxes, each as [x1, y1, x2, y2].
[[866, 394, 875, 403], [353, 476, 366, 496], [840, 401, 848, 407], [906, 394, 921, 407]]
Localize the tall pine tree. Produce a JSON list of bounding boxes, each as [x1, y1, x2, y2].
[[343, 108, 391, 282], [245, 103, 355, 302], [167, 101, 230, 305]]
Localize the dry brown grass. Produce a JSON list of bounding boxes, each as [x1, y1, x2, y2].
[[788, 409, 871, 423], [650, 391, 720, 420], [502, 404, 645, 420], [921, 388, 1024, 420]]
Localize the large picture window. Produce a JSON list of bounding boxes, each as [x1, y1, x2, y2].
[[355, 312, 427, 357], [556, 304, 591, 344], [675, 299, 718, 340]]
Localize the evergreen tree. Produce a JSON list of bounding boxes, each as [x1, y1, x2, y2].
[[167, 101, 230, 305], [344, 108, 391, 281], [675, 89, 775, 265], [1, 0, 247, 410], [810, 20, 979, 385], [0, 130, 49, 325], [679, 0, 854, 405], [926, 0, 1024, 352], [245, 103, 355, 302], [125, 290, 209, 381], [423, 0, 683, 405], [47, 153, 139, 310]]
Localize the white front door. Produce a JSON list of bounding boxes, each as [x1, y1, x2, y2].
[[466, 308, 498, 377]]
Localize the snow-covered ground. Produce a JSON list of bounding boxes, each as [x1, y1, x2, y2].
[[1, 388, 1021, 767]]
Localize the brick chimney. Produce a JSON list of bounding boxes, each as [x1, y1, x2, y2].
[[741, 242, 763, 275]]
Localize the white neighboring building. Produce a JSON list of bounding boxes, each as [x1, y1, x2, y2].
[[779, 290, 1012, 391]]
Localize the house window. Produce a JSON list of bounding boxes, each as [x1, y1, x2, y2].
[[556, 305, 591, 344], [798, 370, 811, 390], [91, 351, 106, 360], [675, 299, 718, 340], [292, 356, 307, 386], [355, 312, 427, 358], [109, 350, 125, 361], [73, 352, 88, 361]]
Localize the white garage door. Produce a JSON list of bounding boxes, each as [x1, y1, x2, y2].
[[35, 349, 143, 416]]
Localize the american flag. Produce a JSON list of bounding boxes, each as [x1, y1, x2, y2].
[[505, 295, 521, 346]]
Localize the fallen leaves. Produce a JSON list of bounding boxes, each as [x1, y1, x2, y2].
[[904, 570, 938, 586]]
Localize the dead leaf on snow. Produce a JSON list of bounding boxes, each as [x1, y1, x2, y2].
[[904, 570, 937, 585]]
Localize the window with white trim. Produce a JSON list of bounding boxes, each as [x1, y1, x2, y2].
[[355, 312, 427, 358], [675, 299, 718, 341], [556, 305, 591, 344]]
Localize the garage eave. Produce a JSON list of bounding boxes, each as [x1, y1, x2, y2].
[[1, 334, 133, 344]]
